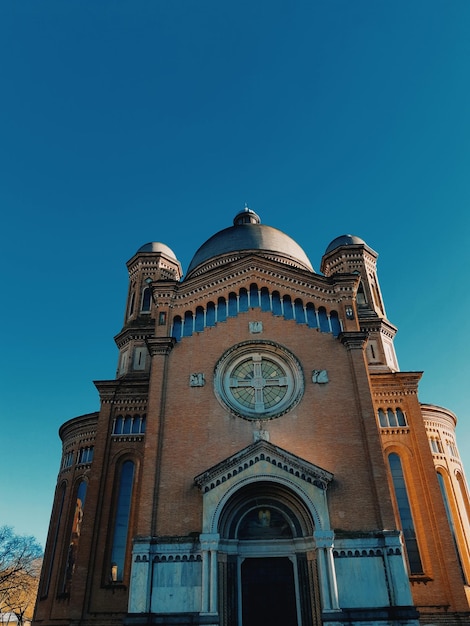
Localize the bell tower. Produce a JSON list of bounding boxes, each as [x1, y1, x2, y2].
[[115, 241, 182, 377], [321, 235, 399, 372]]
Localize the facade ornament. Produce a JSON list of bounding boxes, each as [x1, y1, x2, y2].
[[312, 369, 329, 384], [190, 372, 205, 387], [249, 321, 263, 333]]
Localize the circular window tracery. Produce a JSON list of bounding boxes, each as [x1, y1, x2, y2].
[[214, 341, 304, 420]]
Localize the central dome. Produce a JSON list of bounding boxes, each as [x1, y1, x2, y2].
[[186, 208, 314, 278]]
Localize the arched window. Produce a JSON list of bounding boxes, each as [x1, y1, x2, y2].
[[183, 311, 193, 337], [330, 310, 341, 336], [387, 408, 398, 427], [306, 302, 317, 328], [282, 295, 293, 320], [260, 287, 271, 312], [294, 299, 305, 324], [172, 316, 182, 341], [113, 416, 124, 435], [228, 292, 238, 317], [356, 280, 367, 305], [318, 307, 329, 332], [388, 453, 423, 574], [123, 416, 132, 434], [131, 414, 146, 434], [249, 284, 260, 308], [239, 289, 249, 312], [378, 409, 387, 427], [141, 287, 152, 313], [128, 291, 136, 317], [396, 408, 406, 426], [217, 297, 227, 322], [195, 306, 205, 332], [62, 480, 88, 594], [77, 447, 94, 464], [110, 460, 135, 582], [456, 472, 470, 527], [272, 291, 282, 316], [206, 302, 216, 326]]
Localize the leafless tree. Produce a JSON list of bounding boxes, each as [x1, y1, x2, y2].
[[0, 527, 42, 624]]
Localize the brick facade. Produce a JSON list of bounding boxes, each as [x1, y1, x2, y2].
[[34, 211, 470, 626]]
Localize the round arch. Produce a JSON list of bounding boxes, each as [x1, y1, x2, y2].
[[217, 479, 316, 540]]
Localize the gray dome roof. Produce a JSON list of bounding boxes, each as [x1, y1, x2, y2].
[[324, 234, 367, 255], [137, 241, 177, 259], [186, 210, 314, 277]]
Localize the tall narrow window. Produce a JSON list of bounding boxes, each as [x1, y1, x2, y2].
[[128, 292, 136, 317], [260, 287, 271, 312], [306, 303, 317, 328], [318, 307, 329, 332], [272, 291, 282, 316], [249, 284, 259, 308], [228, 292, 238, 317], [283, 295, 293, 320], [110, 460, 135, 582], [396, 408, 406, 426], [206, 302, 216, 326], [437, 472, 466, 582], [456, 472, 470, 527], [195, 306, 205, 332], [62, 480, 87, 594], [41, 483, 66, 597], [217, 297, 227, 322], [239, 288, 249, 312], [183, 311, 193, 337], [330, 311, 341, 336], [294, 299, 305, 324], [387, 408, 398, 427], [172, 316, 182, 341], [388, 453, 423, 574], [141, 287, 152, 312]]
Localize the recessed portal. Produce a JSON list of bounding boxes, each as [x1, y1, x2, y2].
[[241, 557, 298, 626]]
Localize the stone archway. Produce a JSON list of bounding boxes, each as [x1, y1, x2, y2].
[[216, 481, 321, 626]]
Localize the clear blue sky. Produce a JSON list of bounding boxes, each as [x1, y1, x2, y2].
[[1, 1, 469, 548]]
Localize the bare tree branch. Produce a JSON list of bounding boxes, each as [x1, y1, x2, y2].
[[0, 527, 42, 623]]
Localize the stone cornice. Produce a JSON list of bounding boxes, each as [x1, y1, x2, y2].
[[370, 371, 423, 396], [194, 440, 334, 492], [359, 317, 398, 338], [93, 378, 150, 403]]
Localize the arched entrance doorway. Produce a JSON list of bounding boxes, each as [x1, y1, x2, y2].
[[217, 482, 321, 626]]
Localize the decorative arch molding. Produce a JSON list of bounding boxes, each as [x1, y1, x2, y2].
[[194, 440, 334, 534]]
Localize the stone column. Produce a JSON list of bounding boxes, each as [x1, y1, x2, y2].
[[200, 533, 220, 616], [314, 530, 340, 612]]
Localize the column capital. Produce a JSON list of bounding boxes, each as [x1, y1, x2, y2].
[[200, 533, 220, 550], [314, 530, 335, 548], [145, 336, 176, 356], [339, 331, 368, 351]]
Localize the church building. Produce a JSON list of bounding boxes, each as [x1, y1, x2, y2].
[[34, 209, 470, 626]]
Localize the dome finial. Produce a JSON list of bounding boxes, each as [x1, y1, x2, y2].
[[234, 205, 261, 226]]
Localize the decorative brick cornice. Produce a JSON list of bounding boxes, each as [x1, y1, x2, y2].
[[145, 336, 176, 356]]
